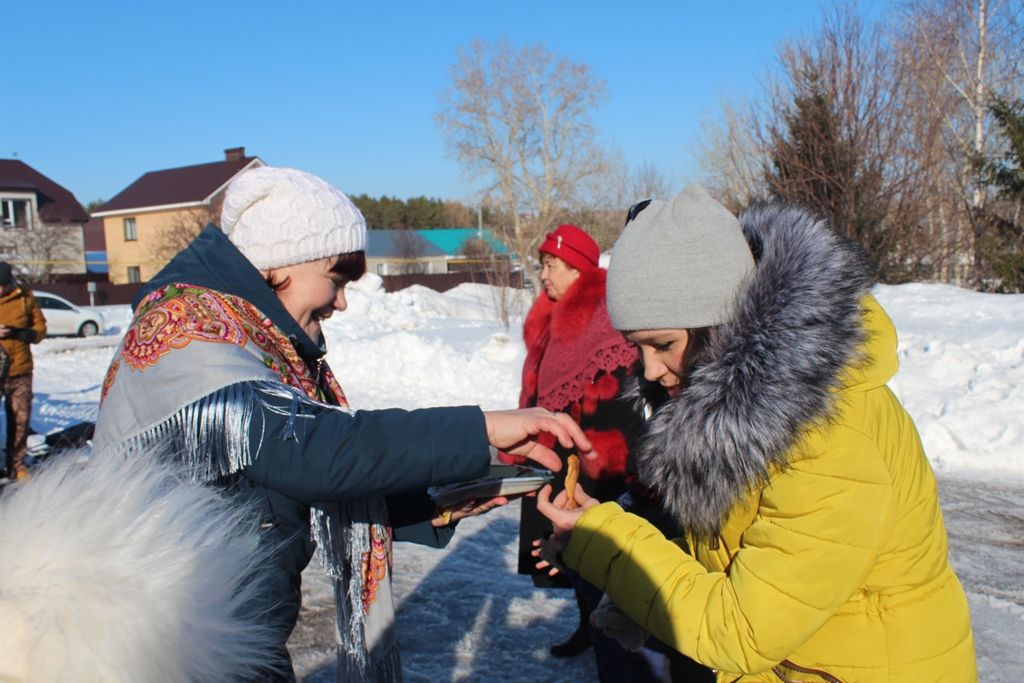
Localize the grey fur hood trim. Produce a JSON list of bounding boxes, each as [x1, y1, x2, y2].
[[638, 201, 875, 538]]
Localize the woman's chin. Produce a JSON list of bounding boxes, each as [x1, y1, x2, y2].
[[303, 321, 322, 339]]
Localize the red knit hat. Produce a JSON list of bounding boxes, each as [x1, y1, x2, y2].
[[538, 224, 599, 272]]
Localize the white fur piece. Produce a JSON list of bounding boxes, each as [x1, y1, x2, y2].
[[590, 594, 648, 652], [0, 450, 280, 682]]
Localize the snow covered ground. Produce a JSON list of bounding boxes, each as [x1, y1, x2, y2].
[[22, 277, 1024, 681]]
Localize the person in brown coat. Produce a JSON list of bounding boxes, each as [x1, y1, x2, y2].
[[0, 261, 46, 481]]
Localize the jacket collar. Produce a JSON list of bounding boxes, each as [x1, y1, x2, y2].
[[640, 201, 879, 537], [0, 286, 24, 305], [523, 267, 608, 352], [137, 224, 324, 362]]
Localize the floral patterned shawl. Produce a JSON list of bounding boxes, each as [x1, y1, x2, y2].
[[94, 283, 401, 682]]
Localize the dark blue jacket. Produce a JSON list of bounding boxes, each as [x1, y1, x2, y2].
[[138, 225, 491, 672]]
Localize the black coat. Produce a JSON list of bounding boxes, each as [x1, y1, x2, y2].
[[511, 269, 643, 586]]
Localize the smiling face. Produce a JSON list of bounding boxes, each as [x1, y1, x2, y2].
[[625, 329, 691, 395], [539, 254, 581, 301], [265, 256, 351, 340]]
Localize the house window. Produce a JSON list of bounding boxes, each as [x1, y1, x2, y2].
[[123, 217, 138, 241], [1, 199, 30, 228], [126, 266, 141, 283]]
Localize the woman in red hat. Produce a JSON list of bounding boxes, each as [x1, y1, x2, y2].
[[501, 224, 658, 677]]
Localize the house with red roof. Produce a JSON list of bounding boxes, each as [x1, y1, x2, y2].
[[0, 159, 89, 278], [92, 147, 263, 284]]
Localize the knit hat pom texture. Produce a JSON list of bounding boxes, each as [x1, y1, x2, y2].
[[220, 166, 366, 271]]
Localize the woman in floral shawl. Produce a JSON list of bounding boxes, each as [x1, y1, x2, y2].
[[94, 166, 588, 682]]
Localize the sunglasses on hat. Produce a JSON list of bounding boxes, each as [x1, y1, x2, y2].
[[624, 199, 653, 226]]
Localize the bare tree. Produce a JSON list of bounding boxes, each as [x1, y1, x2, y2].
[[154, 198, 222, 264], [696, 97, 768, 213], [559, 151, 675, 251], [436, 39, 611, 291], [458, 236, 494, 272], [896, 0, 1024, 284], [692, 0, 1023, 287], [756, 5, 933, 281], [629, 160, 673, 201], [393, 229, 431, 274], [13, 221, 84, 282]]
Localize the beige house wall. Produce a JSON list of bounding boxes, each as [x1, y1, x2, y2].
[[366, 256, 448, 276], [102, 206, 211, 284]]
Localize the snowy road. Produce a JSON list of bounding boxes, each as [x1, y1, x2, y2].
[[290, 474, 1024, 682], [940, 476, 1024, 681]]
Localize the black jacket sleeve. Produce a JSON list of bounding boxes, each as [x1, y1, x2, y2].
[[11, 328, 38, 343], [239, 383, 491, 505], [387, 491, 457, 548]]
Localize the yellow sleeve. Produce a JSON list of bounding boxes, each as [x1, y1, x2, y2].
[[564, 430, 892, 674]]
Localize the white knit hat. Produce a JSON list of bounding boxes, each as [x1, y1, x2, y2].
[[220, 166, 366, 270]]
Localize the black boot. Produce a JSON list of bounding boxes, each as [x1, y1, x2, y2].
[[550, 587, 592, 657], [550, 624, 591, 658]]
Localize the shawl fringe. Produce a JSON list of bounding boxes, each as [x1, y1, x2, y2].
[[101, 280, 400, 682]]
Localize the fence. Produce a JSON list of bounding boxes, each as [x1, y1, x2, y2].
[[24, 279, 140, 307], [24, 270, 522, 307], [380, 270, 524, 292]]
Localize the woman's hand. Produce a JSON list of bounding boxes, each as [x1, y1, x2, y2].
[[536, 483, 598, 543], [483, 408, 593, 472], [531, 537, 564, 577], [432, 496, 509, 527], [532, 483, 598, 575]]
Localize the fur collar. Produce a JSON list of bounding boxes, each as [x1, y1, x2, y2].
[[523, 267, 609, 352], [639, 201, 875, 537]]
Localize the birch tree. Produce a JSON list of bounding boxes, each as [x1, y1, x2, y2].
[[436, 39, 610, 291], [899, 0, 1024, 284]]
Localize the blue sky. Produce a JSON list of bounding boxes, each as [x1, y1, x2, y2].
[[6, 0, 890, 208]]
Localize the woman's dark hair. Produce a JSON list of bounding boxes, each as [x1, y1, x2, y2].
[[679, 326, 715, 381], [265, 251, 367, 291], [329, 250, 367, 282], [638, 325, 719, 409]]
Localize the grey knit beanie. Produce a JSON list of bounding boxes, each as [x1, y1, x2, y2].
[[220, 166, 366, 270], [607, 184, 755, 330]]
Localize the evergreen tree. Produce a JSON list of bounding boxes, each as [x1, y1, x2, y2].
[[348, 194, 472, 230], [765, 68, 889, 270], [975, 96, 1024, 291]]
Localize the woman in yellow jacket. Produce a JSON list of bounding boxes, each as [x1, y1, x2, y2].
[[537, 186, 977, 682]]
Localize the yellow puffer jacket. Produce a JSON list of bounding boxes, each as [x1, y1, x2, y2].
[[0, 286, 46, 378], [566, 200, 976, 682], [567, 297, 976, 682]]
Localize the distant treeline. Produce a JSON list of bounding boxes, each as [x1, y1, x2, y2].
[[350, 194, 498, 230]]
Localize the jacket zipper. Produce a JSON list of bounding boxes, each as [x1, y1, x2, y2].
[[772, 659, 844, 683]]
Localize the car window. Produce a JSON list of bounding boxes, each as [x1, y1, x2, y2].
[[37, 296, 74, 311]]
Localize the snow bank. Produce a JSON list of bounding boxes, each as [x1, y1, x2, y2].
[[876, 284, 1024, 478]]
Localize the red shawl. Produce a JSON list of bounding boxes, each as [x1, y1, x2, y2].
[[519, 268, 637, 415]]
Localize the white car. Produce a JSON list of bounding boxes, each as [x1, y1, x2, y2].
[[33, 291, 103, 337]]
